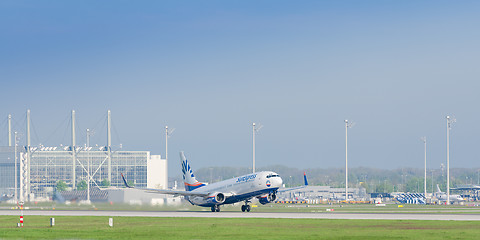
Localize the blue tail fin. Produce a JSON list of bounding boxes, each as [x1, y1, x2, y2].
[[180, 151, 206, 191], [304, 172, 309, 186]]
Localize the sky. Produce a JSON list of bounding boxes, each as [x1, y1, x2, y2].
[[1, 1, 480, 176]]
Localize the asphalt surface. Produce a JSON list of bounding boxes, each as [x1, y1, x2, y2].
[[1, 210, 480, 221]]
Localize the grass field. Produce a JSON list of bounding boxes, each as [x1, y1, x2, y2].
[[1, 203, 480, 239], [1, 215, 480, 239]]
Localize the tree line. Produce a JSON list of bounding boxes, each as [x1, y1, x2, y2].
[[172, 165, 480, 193]]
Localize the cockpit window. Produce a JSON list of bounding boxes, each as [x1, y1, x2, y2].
[[266, 174, 280, 178]]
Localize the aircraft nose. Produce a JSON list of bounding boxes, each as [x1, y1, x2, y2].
[[275, 177, 283, 187]]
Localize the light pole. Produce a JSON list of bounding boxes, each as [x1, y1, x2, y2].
[[86, 129, 91, 203], [166, 126, 168, 164], [431, 170, 434, 194], [421, 137, 427, 198], [165, 126, 175, 178], [14, 132, 18, 203], [345, 119, 354, 200], [446, 115, 455, 205], [253, 123, 255, 173], [252, 122, 263, 173]]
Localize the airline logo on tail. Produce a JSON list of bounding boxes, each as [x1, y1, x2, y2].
[[180, 151, 206, 191], [182, 159, 195, 180]]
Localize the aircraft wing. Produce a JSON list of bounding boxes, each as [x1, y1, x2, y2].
[[0, 194, 14, 202], [277, 185, 306, 193], [277, 172, 309, 193], [121, 173, 209, 197], [451, 185, 480, 191]]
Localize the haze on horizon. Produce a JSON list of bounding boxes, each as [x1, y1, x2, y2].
[[1, 1, 480, 175]]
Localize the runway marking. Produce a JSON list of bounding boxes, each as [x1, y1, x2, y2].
[[1, 210, 480, 221]]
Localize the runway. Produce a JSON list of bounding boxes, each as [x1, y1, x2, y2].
[[1, 210, 480, 221]]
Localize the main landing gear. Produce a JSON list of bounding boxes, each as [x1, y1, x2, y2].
[[211, 205, 220, 212], [241, 201, 251, 212]]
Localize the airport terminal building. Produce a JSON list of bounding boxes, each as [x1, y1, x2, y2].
[[0, 110, 167, 203], [0, 147, 16, 199], [0, 146, 167, 202], [276, 185, 368, 202]]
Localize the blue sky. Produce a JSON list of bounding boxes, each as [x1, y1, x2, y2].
[[1, 1, 480, 175]]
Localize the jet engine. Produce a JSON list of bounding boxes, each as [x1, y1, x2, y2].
[[258, 192, 277, 205], [206, 192, 226, 204]]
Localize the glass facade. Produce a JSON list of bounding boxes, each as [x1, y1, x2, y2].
[[27, 148, 149, 199], [0, 147, 18, 197]]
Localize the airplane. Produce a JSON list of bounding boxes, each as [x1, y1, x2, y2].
[[0, 193, 13, 202], [121, 151, 308, 212], [435, 184, 463, 203]]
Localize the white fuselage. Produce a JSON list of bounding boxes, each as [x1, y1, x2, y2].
[[435, 192, 463, 202], [186, 171, 282, 207]]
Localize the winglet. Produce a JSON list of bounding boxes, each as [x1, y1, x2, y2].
[[121, 173, 133, 188], [304, 172, 309, 186]]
